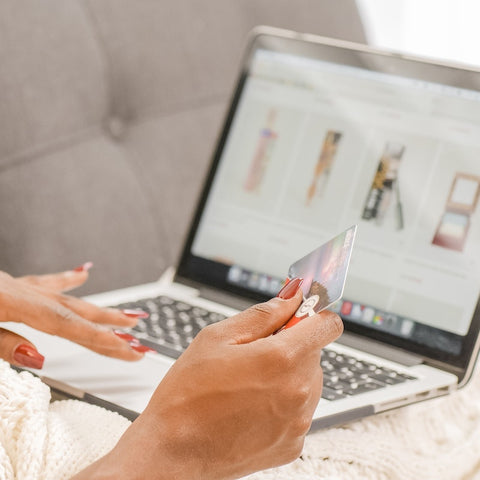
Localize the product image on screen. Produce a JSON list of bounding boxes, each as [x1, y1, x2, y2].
[[362, 142, 405, 230], [432, 173, 480, 252], [287, 225, 357, 322], [243, 108, 278, 192], [305, 130, 343, 205]]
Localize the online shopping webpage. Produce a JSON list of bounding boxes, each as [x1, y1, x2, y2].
[[193, 49, 480, 337]]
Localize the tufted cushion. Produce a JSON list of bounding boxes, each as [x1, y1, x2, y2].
[[0, 1, 108, 163], [0, 0, 365, 294]]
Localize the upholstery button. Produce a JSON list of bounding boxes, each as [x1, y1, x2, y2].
[[105, 116, 127, 140]]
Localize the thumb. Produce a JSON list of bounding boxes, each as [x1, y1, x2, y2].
[[218, 284, 304, 344], [0, 328, 45, 369], [277, 309, 344, 353]]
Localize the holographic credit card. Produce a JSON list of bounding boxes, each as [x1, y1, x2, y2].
[[284, 225, 357, 326]]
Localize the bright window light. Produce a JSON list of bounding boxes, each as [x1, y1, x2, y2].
[[356, 0, 480, 68]]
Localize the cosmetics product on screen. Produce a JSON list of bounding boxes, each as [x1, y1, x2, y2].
[[432, 173, 480, 252], [362, 142, 405, 230], [306, 130, 343, 205], [243, 108, 278, 192]]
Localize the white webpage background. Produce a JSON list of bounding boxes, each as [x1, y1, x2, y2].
[[192, 50, 480, 335]]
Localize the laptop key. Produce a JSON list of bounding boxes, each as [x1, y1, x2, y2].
[[140, 337, 183, 359], [370, 373, 405, 385], [132, 321, 147, 333], [209, 312, 226, 323], [146, 325, 161, 339], [157, 296, 175, 305], [192, 307, 209, 318], [321, 386, 347, 401], [175, 302, 193, 311], [343, 380, 385, 396], [324, 381, 345, 391]]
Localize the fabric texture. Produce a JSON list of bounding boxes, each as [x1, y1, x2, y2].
[[2, 360, 480, 480], [0, 361, 129, 480]]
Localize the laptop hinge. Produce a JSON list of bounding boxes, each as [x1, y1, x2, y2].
[[337, 331, 423, 367], [172, 272, 256, 311], [197, 286, 256, 312]]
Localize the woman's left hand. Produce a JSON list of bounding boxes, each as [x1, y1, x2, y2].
[[0, 263, 151, 369]]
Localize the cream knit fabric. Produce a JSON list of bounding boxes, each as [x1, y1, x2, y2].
[[0, 361, 129, 480], [1, 359, 480, 480], [247, 371, 480, 480]]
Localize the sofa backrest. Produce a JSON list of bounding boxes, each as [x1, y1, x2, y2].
[[0, 0, 365, 294]]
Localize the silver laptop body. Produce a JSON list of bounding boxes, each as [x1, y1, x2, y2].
[[12, 27, 480, 429]]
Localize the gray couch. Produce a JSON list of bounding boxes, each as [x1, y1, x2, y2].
[[0, 0, 365, 295]]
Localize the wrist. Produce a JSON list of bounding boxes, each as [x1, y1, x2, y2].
[[72, 414, 203, 480]]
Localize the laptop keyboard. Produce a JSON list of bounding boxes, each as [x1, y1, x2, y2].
[[320, 349, 416, 400], [113, 295, 228, 359], [112, 295, 417, 400]]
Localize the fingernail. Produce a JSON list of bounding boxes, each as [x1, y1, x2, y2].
[[121, 309, 149, 319], [73, 261, 94, 272], [130, 343, 156, 353], [113, 331, 155, 353], [13, 344, 45, 369], [276, 277, 304, 300], [114, 330, 140, 344]]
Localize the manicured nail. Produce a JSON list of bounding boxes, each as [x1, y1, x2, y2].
[[73, 261, 94, 272], [130, 343, 156, 353], [113, 331, 155, 353], [13, 344, 45, 369], [121, 309, 149, 319], [276, 277, 304, 300], [114, 330, 140, 343]]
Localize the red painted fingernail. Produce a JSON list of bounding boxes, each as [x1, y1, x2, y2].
[[113, 331, 155, 353], [121, 309, 149, 319], [280, 316, 303, 331], [13, 344, 45, 369], [130, 343, 156, 353], [73, 261, 94, 272], [114, 330, 140, 344], [276, 277, 304, 300]]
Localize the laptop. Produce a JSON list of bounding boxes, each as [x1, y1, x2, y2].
[[11, 26, 480, 430]]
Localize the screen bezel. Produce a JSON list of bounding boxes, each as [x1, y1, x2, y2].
[[175, 27, 480, 381]]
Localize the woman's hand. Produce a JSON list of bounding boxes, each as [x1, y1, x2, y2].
[[0, 263, 151, 369], [74, 283, 343, 480]]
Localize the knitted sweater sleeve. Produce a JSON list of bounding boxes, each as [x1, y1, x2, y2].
[[0, 360, 131, 480]]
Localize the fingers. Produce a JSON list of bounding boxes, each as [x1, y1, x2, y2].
[[216, 288, 304, 344], [7, 291, 146, 361], [3, 268, 149, 362], [0, 328, 45, 369], [43, 302, 146, 360], [18, 262, 93, 292], [75, 329, 149, 361], [28, 285, 141, 328], [276, 309, 344, 352], [19, 264, 141, 327], [46, 306, 147, 361]]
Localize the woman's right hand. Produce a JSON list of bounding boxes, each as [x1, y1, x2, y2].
[[73, 281, 343, 480]]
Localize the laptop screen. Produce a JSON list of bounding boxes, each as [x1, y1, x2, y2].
[[177, 30, 480, 368]]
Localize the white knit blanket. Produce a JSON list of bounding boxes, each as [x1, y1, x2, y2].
[[1, 360, 480, 480]]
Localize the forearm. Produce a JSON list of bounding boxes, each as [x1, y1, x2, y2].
[[71, 415, 203, 480]]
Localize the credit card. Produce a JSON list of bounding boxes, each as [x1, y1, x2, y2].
[[279, 225, 357, 331]]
